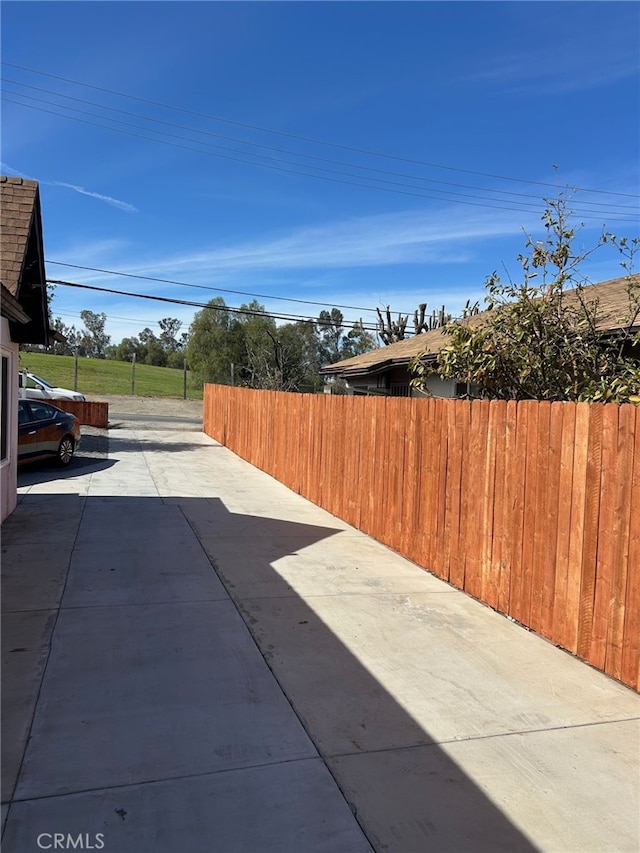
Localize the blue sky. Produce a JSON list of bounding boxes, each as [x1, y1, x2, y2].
[[2, 1, 639, 346]]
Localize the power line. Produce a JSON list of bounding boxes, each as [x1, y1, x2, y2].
[[47, 279, 385, 333], [4, 78, 637, 214], [46, 260, 398, 314], [1, 95, 547, 216], [4, 61, 638, 201], [8, 94, 635, 222]]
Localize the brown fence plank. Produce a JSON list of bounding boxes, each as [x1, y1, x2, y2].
[[527, 400, 555, 633], [512, 401, 539, 627], [59, 400, 109, 428], [446, 401, 467, 588], [483, 400, 505, 610], [552, 403, 577, 650], [621, 406, 640, 690], [465, 400, 490, 600], [577, 405, 604, 663], [496, 401, 517, 614], [591, 404, 620, 671], [605, 404, 636, 681]]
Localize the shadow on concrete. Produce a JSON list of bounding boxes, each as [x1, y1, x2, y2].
[[17, 458, 117, 487], [105, 434, 208, 455], [2, 493, 536, 853]]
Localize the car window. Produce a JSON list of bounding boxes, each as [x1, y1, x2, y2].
[[28, 401, 57, 422], [18, 401, 32, 424], [30, 374, 53, 389]]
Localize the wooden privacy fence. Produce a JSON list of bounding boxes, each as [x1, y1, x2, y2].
[[203, 385, 640, 691], [56, 400, 109, 428]]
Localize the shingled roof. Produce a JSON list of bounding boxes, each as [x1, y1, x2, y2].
[[321, 275, 640, 378], [0, 175, 51, 344]]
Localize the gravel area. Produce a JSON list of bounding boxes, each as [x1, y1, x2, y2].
[[75, 395, 204, 463], [86, 394, 203, 419]]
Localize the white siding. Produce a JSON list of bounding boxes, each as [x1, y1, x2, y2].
[[1, 317, 18, 522]]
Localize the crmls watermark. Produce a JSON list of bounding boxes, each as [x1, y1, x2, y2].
[[36, 834, 105, 850]]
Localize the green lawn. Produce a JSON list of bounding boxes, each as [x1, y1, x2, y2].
[[18, 352, 204, 399]]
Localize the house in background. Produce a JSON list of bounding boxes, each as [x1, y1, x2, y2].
[[1, 176, 53, 521], [320, 276, 640, 398]]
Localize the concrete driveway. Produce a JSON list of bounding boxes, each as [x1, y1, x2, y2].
[[2, 411, 639, 852]]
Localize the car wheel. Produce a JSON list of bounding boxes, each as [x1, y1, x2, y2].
[[57, 436, 75, 466]]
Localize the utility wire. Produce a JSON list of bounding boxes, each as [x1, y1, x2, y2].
[[4, 78, 636, 214], [4, 61, 638, 201], [47, 279, 386, 332], [7, 95, 635, 222], [46, 260, 383, 314]]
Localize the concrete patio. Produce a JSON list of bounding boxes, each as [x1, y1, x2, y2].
[[2, 420, 639, 852]]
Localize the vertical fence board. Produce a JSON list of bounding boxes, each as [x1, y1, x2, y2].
[[485, 400, 506, 610], [506, 402, 528, 626], [591, 404, 620, 671], [529, 401, 550, 634], [465, 400, 490, 600], [434, 399, 450, 578], [512, 402, 538, 627], [497, 401, 517, 614], [577, 405, 604, 663], [552, 403, 577, 650], [621, 406, 640, 690], [605, 405, 636, 681], [541, 403, 563, 639], [447, 401, 467, 588], [420, 398, 437, 573], [400, 399, 418, 560]]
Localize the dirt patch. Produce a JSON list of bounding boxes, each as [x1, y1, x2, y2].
[[86, 394, 203, 419]]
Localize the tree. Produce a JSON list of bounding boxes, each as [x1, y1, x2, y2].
[[317, 309, 376, 364], [111, 336, 140, 363], [410, 194, 640, 403], [158, 318, 183, 354], [376, 306, 408, 344], [79, 310, 110, 359], [341, 320, 377, 359], [50, 317, 80, 355], [186, 297, 243, 384]]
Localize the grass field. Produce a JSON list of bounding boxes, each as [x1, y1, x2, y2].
[[18, 352, 204, 399]]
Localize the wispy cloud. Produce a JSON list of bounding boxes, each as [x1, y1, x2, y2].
[[49, 181, 138, 213], [136, 207, 529, 280], [463, 18, 639, 97], [0, 162, 137, 212]]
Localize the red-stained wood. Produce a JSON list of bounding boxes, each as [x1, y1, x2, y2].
[[577, 405, 604, 663], [552, 403, 577, 650], [529, 401, 552, 636], [487, 400, 507, 611], [465, 400, 490, 600], [59, 400, 109, 428], [507, 401, 529, 626], [477, 400, 498, 607], [446, 400, 466, 587], [513, 401, 539, 627], [604, 404, 635, 681], [202, 385, 639, 691], [621, 406, 640, 690], [540, 402, 563, 641], [434, 398, 450, 578], [496, 401, 517, 614], [590, 404, 619, 671]]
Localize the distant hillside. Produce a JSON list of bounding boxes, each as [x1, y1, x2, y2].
[[18, 353, 204, 400]]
